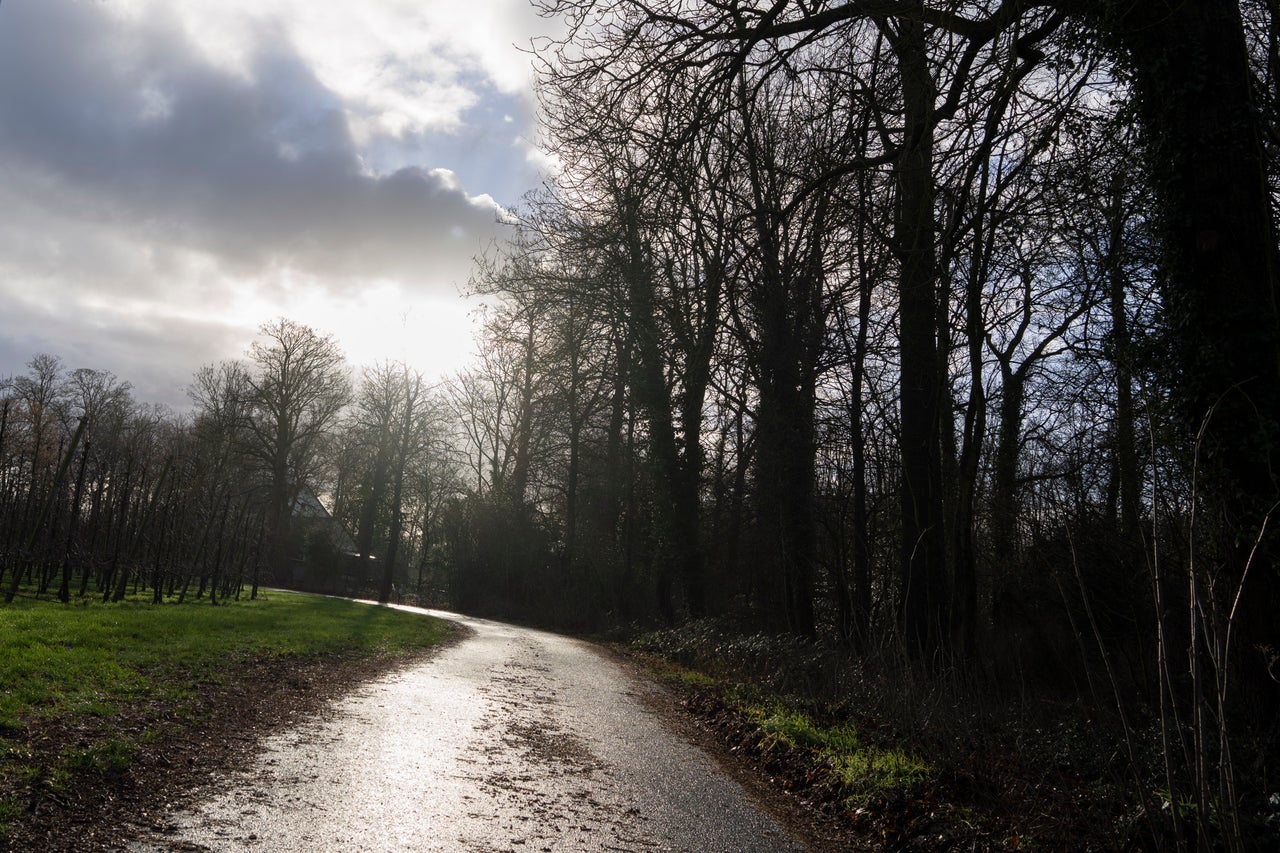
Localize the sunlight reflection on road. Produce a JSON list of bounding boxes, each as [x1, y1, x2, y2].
[[134, 606, 806, 852]]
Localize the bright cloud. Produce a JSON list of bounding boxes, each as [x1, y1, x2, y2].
[[0, 1, 556, 408], [106, 0, 553, 144]]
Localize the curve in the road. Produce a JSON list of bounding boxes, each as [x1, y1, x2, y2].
[[136, 606, 807, 853]]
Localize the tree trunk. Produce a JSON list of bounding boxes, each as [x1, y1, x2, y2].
[[1105, 173, 1141, 540], [380, 388, 416, 604], [893, 17, 948, 658], [620, 203, 705, 620], [58, 439, 91, 603], [507, 319, 538, 509], [357, 446, 390, 566], [103, 457, 135, 603], [1109, 0, 1280, 727], [416, 475, 434, 597], [206, 492, 232, 606], [267, 454, 292, 583], [753, 355, 819, 639], [951, 219, 989, 659], [990, 365, 1024, 566], [79, 473, 107, 598]]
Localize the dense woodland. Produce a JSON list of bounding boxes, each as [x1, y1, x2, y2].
[[3, 1, 1280, 848]]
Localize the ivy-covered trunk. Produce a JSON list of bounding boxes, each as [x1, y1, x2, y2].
[[1110, 0, 1280, 731]]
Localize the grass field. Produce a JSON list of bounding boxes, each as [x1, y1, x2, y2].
[[0, 590, 451, 834], [0, 590, 449, 735]]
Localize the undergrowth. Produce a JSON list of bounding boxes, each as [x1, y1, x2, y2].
[[634, 618, 1133, 849], [745, 699, 930, 808]]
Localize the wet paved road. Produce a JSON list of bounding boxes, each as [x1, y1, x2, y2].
[[136, 606, 807, 852]]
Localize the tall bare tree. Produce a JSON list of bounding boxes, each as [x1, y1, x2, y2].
[[239, 319, 350, 579]]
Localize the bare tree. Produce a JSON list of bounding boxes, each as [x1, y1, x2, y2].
[[239, 319, 351, 580]]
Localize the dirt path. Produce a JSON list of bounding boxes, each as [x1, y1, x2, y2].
[[134, 607, 809, 852]]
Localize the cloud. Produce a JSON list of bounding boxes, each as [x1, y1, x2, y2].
[[0, 0, 555, 412], [0, 1, 509, 293], [0, 273, 250, 412], [0, 1, 551, 406], [99, 0, 557, 139]]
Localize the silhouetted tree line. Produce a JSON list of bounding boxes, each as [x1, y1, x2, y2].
[[0, 320, 456, 607], [433, 1, 1278, 847]]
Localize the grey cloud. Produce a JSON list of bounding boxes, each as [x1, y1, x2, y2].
[[0, 286, 247, 410], [0, 1, 504, 293]]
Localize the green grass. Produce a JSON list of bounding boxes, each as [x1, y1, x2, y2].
[[0, 797, 19, 835], [744, 701, 931, 807], [636, 645, 934, 811], [0, 589, 449, 737], [64, 737, 138, 775], [640, 654, 720, 689], [0, 589, 452, 839]]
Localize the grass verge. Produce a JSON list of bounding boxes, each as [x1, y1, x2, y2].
[[745, 700, 931, 808], [0, 590, 451, 841], [638, 652, 934, 809], [630, 634, 1126, 850]]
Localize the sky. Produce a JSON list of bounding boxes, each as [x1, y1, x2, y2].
[[0, 0, 558, 410]]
